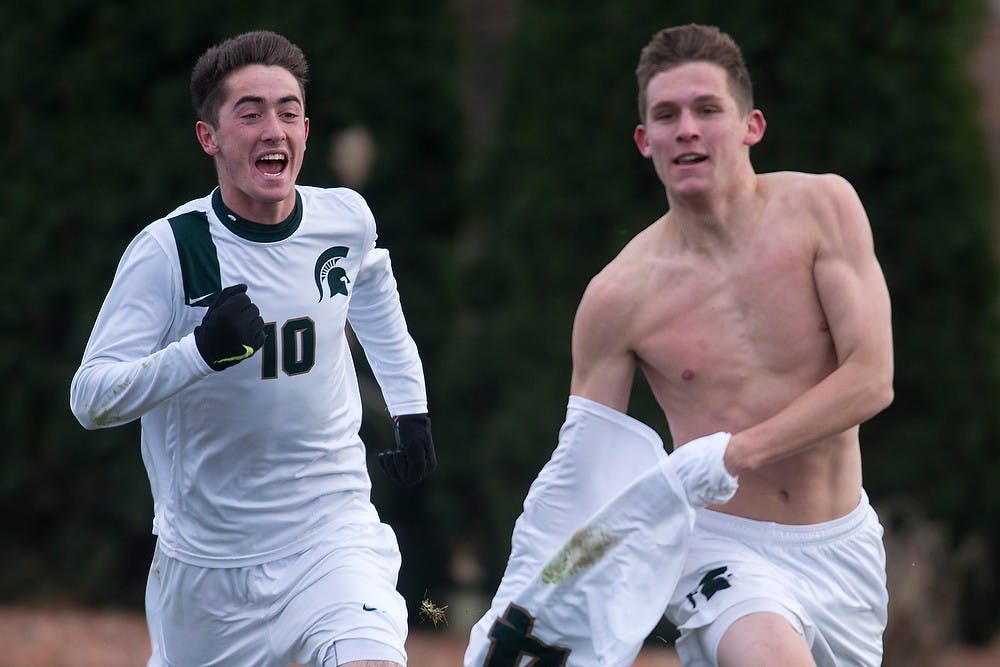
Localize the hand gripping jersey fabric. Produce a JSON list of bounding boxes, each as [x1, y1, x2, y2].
[[70, 186, 427, 567], [465, 396, 696, 667]]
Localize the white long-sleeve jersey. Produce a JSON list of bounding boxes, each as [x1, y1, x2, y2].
[[70, 186, 427, 567]]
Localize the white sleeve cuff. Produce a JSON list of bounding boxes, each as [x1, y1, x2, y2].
[[668, 432, 738, 508]]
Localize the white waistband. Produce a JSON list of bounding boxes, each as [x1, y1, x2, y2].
[[694, 490, 874, 546]]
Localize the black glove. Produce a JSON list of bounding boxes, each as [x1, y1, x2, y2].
[[378, 413, 436, 487], [193, 284, 266, 371]]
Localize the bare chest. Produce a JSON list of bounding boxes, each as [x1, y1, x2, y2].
[[632, 229, 836, 434]]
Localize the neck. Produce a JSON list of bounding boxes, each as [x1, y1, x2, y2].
[[664, 172, 761, 252], [217, 184, 297, 225]]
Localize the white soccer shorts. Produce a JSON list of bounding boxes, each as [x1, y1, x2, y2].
[[666, 493, 888, 666], [146, 521, 408, 666]]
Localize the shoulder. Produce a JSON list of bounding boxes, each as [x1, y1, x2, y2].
[[298, 186, 377, 245], [134, 194, 211, 254], [575, 224, 660, 336], [582, 230, 647, 303], [577, 264, 631, 327], [298, 185, 372, 217], [163, 192, 214, 219], [762, 172, 871, 244], [569, 225, 661, 404], [762, 171, 863, 217]]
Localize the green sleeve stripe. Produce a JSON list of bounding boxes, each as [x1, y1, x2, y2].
[[168, 211, 222, 308]]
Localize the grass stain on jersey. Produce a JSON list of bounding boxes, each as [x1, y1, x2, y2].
[[541, 526, 620, 584], [89, 405, 121, 427], [88, 353, 158, 426]]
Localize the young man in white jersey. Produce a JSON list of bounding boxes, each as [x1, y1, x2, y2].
[[466, 24, 892, 667], [70, 31, 435, 667]]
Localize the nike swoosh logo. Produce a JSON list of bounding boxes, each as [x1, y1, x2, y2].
[[189, 291, 216, 305], [362, 604, 378, 612], [214, 345, 255, 365]]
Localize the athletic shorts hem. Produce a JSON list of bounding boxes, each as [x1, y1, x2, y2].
[[329, 637, 406, 665]]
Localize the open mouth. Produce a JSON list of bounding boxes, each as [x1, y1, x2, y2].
[[256, 153, 288, 176], [674, 153, 707, 165]]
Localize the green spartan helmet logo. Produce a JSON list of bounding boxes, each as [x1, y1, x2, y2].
[[315, 246, 351, 301]]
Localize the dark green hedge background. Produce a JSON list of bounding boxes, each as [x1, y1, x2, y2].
[[4, 0, 998, 644]]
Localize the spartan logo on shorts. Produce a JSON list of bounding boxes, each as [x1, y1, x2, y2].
[[314, 246, 351, 301], [686, 565, 733, 609]]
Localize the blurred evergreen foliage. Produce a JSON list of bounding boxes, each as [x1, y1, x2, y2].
[[3, 0, 997, 644]]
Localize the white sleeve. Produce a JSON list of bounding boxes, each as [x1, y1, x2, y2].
[[69, 230, 211, 430], [347, 242, 427, 416], [465, 397, 696, 667], [668, 431, 739, 507]]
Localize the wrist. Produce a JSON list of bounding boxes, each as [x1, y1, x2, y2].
[[724, 433, 752, 476], [184, 332, 215, 376]]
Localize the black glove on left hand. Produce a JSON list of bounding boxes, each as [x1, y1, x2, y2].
[[378, 413, 436, 487]]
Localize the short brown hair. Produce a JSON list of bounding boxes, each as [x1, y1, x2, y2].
[[635, 24, 752, 121], [190, 30, 310, 126]]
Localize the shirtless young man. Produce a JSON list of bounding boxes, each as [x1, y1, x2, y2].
[[466, 23, 892, 667], [576, 23, 892, 666]]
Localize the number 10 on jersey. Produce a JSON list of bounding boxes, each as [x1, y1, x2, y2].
[[260, 318, 316, 379]]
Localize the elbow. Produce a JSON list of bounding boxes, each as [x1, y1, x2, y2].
[[69, 394, 100, 431], [70, 401, 94, 430], [845, 349, 893, 421], [879, 380, 894, 411], [69, 379, 90, 429], [71, 392, 124, 430], [865, 370, 894, 419], [71, 402, 117, 430], [75, 415, 101, 431], [69, 373, 109, 430], [872, 384, 893, 417], [876, 360, 894, 409]]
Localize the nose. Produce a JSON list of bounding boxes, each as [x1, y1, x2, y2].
[[262, 110, 286, 143], [676, 109, 699, 142]]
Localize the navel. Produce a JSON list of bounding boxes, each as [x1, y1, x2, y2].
[[778, 490, 790, 502], [819, 320, 829, 332]]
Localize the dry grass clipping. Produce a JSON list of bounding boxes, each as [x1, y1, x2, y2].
[[418, 595, 448, 627]]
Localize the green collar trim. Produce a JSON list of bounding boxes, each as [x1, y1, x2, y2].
[[211, 189, 303, 242]]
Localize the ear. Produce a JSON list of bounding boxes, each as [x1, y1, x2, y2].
[[743, 109, 766, 147], [304, 116, 310, 144], [633, 124, 652, 158], [195, 120, 220, 156]]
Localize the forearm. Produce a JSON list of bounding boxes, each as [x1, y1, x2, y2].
[[724, 359, 893, 474], [354, 322, 427, 416], [70, 334, 210, 429]]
